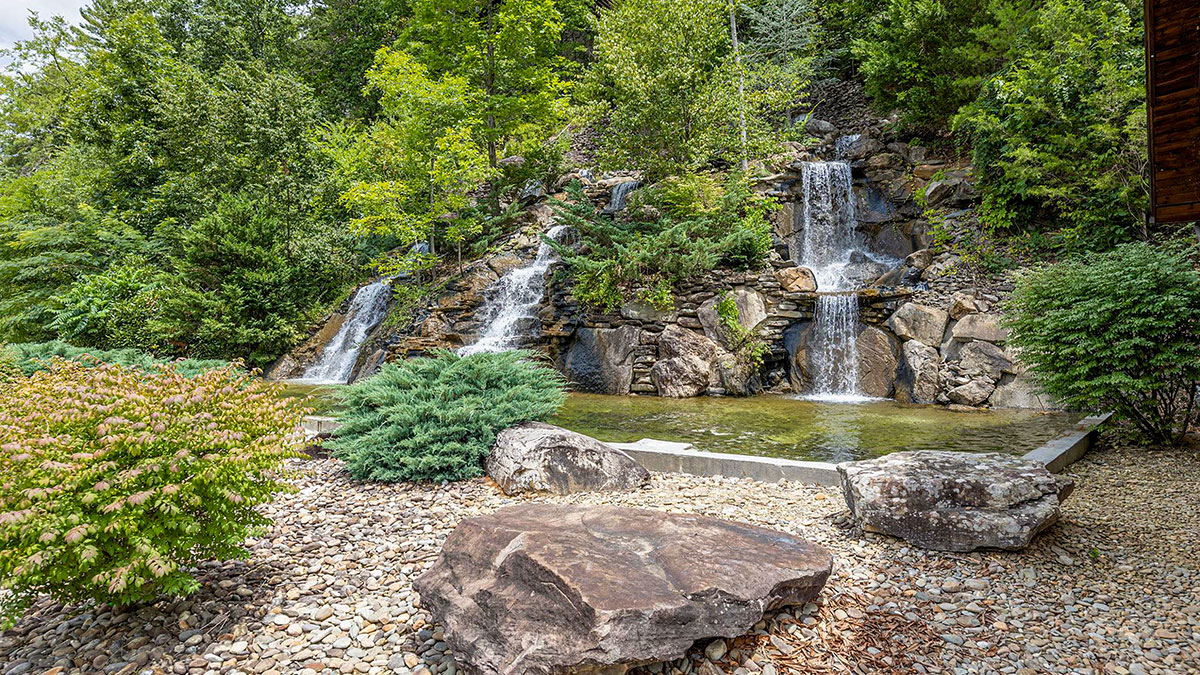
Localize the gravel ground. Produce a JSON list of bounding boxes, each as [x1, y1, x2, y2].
[[2, 440, 1197, 675]]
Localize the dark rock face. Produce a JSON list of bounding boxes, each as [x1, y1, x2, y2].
[[415, 504, 833, 675], [839, 451, 1074, 552], [487, 423, 650, 496], [564, 326, 640, 395]]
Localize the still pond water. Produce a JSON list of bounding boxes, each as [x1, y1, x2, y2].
[[282, 385, 1081, 464]]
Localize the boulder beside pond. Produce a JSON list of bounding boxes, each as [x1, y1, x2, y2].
[[414, 504, 832, 675], [839, 451, 1074, 552], [487, 422, 650, 495]]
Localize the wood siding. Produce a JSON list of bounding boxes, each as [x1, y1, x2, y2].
[[1146, 0, 1200, 223]]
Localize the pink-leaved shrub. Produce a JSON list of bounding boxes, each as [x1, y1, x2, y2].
[[0, 359, 308, 625]]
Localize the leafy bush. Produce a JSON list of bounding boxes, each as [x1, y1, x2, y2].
[[328, 351, 566, 483], [953, 0, 1147, 249], [553, 176, 773, 310], [0, 360, 307, 624], [49, 257, 169, 352], [855, 0, 1027, 128], [1006, 243, 1200, 444], [6, 341, 228, 378]]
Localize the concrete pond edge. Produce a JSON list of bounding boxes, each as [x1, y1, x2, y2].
[[301, 412, 1113, 487]]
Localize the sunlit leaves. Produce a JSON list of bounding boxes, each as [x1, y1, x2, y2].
[[0, 359, 307, 625]]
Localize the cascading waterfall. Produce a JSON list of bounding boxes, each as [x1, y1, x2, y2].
[[458, 224, 568, 356], [297, 278, 393, 384], [795, 161, 873, 402]]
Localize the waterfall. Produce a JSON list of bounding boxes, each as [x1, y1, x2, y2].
[[795, 161, 873, 402], [807, 293, 863, 402], [458, 225, 568, 356], [796, 161, 860, 291], [297, 279, 393, 384], [603, 180, 641, 215]]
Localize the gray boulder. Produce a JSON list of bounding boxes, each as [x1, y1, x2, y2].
[[950, 313, 1009, 344], [776, 266, 818, 293], [415, 504, 833, 675], [887, 302, 949, 347], [651, 324, 719, 398], [896, 340, 941, 404], [947, 378, 996, 406], [564, 326, 641, 395], [487, 423, 650, 496], [839, 451, 1074, 552], [958, 341, 1015, 380], [856, 327, 899, 398]]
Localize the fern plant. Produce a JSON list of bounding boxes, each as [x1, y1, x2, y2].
[[327, 351, 567, 483]]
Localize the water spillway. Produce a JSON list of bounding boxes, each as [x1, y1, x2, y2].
[[296, 279, 392, 384], [458, 224, 568, 356], [794, 161, 871, 402]]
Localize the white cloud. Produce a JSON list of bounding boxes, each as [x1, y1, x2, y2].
[[1, 0, 90, 64]]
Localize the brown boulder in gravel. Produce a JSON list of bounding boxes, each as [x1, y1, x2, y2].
[[486, 422, 649, 496], [414, 504, 833, 675], [839, 451, 1074, 552]]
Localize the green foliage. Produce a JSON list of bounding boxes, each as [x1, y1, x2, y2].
[[291, 0, 412, 118], [404, 0, 570, 205], [715, 291, 769, 368], [0, 360, 306, 625], [855, 0, 1031, 129], [49, 257, 167, 352], [5, 341, 227, 378], [553, 175, 772, 310], [586, 0, 809, 177], [0, 3, 367, 363], [1006, 243, 1200, 444], [327, 351, 566, 483], [954, 0, 1148, 249]]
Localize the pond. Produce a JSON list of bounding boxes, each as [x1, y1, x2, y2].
[[280, 384, 1082, 464], [549, 394, 1082, 463]]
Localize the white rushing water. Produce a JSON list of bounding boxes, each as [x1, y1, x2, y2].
[[794, 161, 876, 403], [458, 225, 568, 356], [296, 279, 393, 384]]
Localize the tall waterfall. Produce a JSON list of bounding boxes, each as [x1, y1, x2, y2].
[[298, 279, 393, 384], [795, 161, 871, 402], [458, 225, 568, 356], [796, 161, 861, 291]]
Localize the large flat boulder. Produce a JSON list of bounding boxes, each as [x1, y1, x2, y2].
[[839, 451, 1074, 552], [487, 423, 650, 496], [415, 504, 832, 675]]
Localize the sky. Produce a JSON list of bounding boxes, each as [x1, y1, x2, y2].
[[0, 0, 90, 65]]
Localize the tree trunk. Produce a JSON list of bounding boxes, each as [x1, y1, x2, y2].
[[730, 4, 748, 172]]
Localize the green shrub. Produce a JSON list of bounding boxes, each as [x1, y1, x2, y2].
[[328, 351, 567, 483], [1006, 243, 1200, 444], [6, 341, 228, 378], [855, 0, 1027, 128], [0, 360, 307, 625], [48, 257, 169, 353], [552, 176, 772, 311], [0, 345, 20, 384], [953, 0, 1146, 249]]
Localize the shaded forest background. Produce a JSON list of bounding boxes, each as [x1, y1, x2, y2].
[[0, 0, 1160, 366]]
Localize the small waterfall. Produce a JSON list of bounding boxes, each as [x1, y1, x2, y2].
[[297, 279, 393, 384], [603, 180, 641, 215], [458, 225, 568, 356], [807, 293, 863, 402], [835, 134, 862, 159], [795, 161, 873, 402]]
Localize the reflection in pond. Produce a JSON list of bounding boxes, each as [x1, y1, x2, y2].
[[549, 394, 1082, 464]]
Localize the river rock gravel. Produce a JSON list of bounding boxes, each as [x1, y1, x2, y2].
[[1, 440, 1196, 675]]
